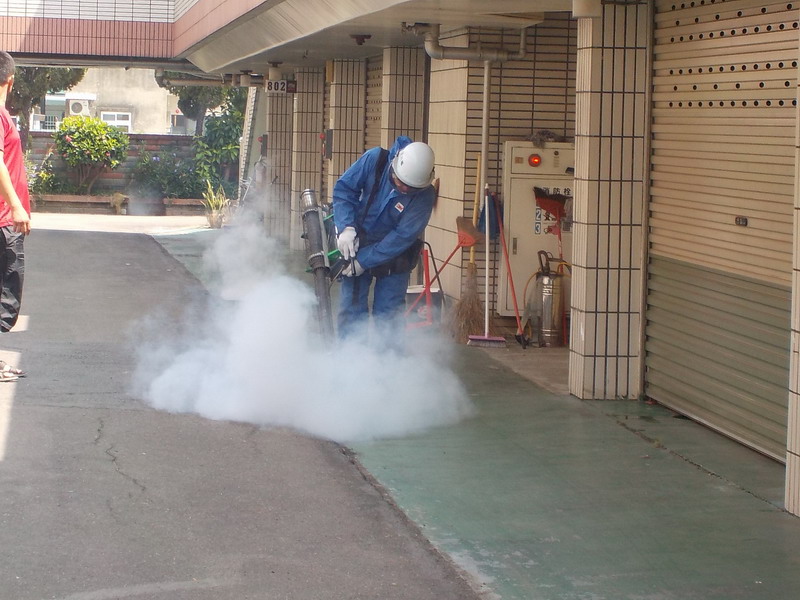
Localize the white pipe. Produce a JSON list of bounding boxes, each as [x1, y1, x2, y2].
[[413, 24, 527, 62], [482, 61, 491, 336], [154, 70, 264, 88], [484, 183, 491, 337], [481, 60, 491, 216]]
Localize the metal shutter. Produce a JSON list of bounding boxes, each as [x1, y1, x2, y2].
[[365, 55, 383, 150], [646, 0, 796, 460]]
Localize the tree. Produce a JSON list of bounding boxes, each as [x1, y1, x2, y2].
[[54, 116, 129, 194], [155, 71, 227, 135], [7, 67, 86, 149], [194, 87, 247, 192]]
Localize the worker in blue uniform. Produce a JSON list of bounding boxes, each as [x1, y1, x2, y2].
[[333, 136, 436, 338]]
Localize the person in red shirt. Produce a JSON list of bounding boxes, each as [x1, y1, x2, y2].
[[0, 51, 31, 381]]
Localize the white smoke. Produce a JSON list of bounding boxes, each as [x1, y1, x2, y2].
[[132, 209, 473, 442]]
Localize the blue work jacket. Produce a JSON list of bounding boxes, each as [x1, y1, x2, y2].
[[333, 136, 435, 270]]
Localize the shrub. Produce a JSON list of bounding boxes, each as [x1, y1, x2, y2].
[[54, 116, 129, 194], [132, 148, 204, 199], [26, 150, 76, 195]]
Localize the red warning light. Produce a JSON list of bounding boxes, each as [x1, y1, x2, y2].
[[528, 154, 542, 167]]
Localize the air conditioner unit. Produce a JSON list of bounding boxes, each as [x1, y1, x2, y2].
[[68, 99, 91, 117]]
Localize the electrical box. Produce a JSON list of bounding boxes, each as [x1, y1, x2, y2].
[[498, 140, 575, 317]]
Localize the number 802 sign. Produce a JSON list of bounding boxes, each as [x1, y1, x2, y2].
[[265, 80, 296, 94]]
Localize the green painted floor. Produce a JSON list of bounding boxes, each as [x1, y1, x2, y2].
[[153, 227, 800, 599], [352, 348, 800, 600]]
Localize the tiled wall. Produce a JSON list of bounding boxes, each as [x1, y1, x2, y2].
[[381, 47, 427, 147], [262, 92, 293, 244], [174, 0, 201, 19], [0, 1, 171, 20], [0, 16, 172, 56], [427, 27, 472, 305], [325, 60, 366, 202], [365, 55, 383, 151], [427, 17, 577, 307], [569, 5, 650, 400], [290, 67, 326, 251], [0, 0, 263, 60]]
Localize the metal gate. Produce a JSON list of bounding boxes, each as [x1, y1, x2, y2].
[[647, 0, 796, 460]]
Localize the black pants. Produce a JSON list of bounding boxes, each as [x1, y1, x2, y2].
[[0, 226, 24, 333]]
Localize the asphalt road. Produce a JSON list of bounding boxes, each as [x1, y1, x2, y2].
[[0, 216, 479, 600]]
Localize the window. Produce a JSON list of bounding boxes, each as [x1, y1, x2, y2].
[[100, 112, 132, 132], [170, 113, 192, 135]]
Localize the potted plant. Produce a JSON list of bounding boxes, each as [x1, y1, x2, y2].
[[202, 180, 229, 228]]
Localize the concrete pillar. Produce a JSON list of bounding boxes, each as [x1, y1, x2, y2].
[[427, 29, 471, 303], [569, 5, 651, 400], [290, 67, 325, 251]]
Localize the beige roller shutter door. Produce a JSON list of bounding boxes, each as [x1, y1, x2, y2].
[[646, 0, 796, 460], [365, 55, 383, 150]]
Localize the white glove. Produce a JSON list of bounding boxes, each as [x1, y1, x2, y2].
[[337, 227, 359, 260], [342, 259, 365, 278]]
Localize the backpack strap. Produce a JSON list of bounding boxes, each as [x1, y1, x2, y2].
[[357, 148, 389, 231]]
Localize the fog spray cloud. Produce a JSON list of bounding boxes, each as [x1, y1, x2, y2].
[[132, 207, 473, 442]]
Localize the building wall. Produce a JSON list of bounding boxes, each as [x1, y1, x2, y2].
[[0, 1, 172, 58], [325, 60, 366, 202], [69, 68, 180, 134], [290, 67, 326, 251], [0, 0, 263, 61], [427, 27, 472, 305], [381, 47, 427, 148], [172, 0, 266, 57], [427, 16, 577, 308], [262, 93, 294, 243], [0, 1, 172, 20]]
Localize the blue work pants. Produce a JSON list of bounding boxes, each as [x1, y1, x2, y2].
[[338, 270, 409, 339]]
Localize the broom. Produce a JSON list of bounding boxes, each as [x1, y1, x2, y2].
[[466, 184, 506, 348], [449, 156, 488, 343]]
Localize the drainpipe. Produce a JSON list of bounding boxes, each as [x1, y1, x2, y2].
[[154, 70, 264, 88]]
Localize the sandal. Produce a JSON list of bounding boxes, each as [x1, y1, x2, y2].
[[0, 360, 25, 378], [0, 370, 18, 382]]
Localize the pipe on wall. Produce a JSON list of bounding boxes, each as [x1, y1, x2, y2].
[[407, 23, 527, 62], [154, 70, 265, 88]]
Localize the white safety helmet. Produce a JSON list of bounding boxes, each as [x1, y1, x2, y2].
[[391, 142, 435, 189]]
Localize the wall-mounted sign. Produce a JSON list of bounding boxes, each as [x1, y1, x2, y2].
[[265, 80, 297, 94]]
